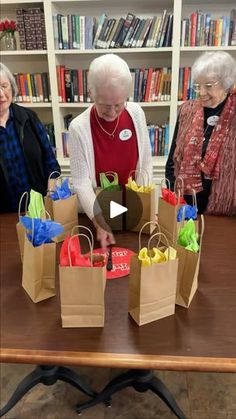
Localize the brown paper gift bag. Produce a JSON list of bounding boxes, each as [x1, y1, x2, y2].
[[128, 223, 178, 326], [158, 178, 198, 245], [44, 172, 78, 242], [59, 227, 106, 328], [96, 172, 123, 231], [126, 170, 156, 234], [175, 215, 204, 308], [22, 235, 56, 303], [16, 192, 29, 263]]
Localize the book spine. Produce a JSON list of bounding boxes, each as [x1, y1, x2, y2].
[[106, 19, 119, 48], [93, 13, 106, 48], [71, 69, 79, 102], [110, 18, 125, 48], [64, 69, 73, 102], [57, 14, 63, 49], [190, 12, 197, 46], [78, 69, 84, 102], [139, 18, 153, 48], [41, 72, 50, 102], [30, 73, 37, 102], [127, 17, 141, 47], [61, 15, 69, 49], [79, 16, 84, 50], [104, 18, 116, 48], [117, 13, 135, 48], [132, 19, 146, 48], [60, 66, 66, 102], [56, 65, 62, 102]]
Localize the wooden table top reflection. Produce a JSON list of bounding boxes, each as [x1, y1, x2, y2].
[[0, 213, 236, 372]]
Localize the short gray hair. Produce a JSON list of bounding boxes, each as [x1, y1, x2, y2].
[[88, 54, 132, 99], [191, 51, 236, 90], [0, 62, 18, 99]]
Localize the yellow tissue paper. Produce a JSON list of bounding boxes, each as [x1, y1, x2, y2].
[[164, 246, 177, 261], [151, 248, 166, 263], [138, 247, 151, 266], [126, 177, 155, 193], [138, 246, 177, 266]]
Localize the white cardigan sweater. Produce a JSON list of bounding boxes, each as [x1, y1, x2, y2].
[[69, 102, 152, 219]]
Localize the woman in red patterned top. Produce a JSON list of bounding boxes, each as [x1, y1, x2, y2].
[[166, 51, 236, 215]]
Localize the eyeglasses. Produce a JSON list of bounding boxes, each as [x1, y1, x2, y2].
[[0, 83, 11, 92], [192, 80, 220, 93], [95, 102, 126, 113]]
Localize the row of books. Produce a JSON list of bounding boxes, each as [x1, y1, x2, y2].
[[56, 65, 172, 103], [16, 7, 47, 50], [13, 72, 51, 103], [130, 67, 171, 103], [181, 9, 236, 47], [62, 123, 169, 159], [53, 10, 173, 50], [178, 68, 198, 102], [148, 123, 169, 157]]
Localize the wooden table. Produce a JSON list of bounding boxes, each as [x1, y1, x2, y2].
[[1, 213, 236, 418]]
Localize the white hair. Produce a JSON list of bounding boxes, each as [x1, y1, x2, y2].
[[191, 51, 236, 90], [88, 54, 132, 99], [0, 62, 18, 98]]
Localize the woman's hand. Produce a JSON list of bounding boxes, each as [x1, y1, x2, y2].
[[96, 225, 115, 249], [92, 213, 115, 249]]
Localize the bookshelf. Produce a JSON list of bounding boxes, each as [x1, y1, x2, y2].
[[1, 0, 236, 184]]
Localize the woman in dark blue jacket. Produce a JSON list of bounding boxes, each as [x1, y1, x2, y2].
[[0, 63, 60, 212]]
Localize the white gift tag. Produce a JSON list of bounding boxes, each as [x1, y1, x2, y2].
[[119, 129, 132, 141]]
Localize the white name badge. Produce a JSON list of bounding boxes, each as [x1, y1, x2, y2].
[[119, 129, 132, 141], [207, 115, 219, 126]]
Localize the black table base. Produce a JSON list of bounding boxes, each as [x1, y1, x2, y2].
[[76, 369, 186, 419], [0, 365, 95, 417]]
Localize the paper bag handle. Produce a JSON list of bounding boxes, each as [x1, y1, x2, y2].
[[138, 221, 161, 251], [192, 189, 197, 209], [40, 209, 51, 220], [71, 225, 94, 250], [104, 171, 117, 179], [147, 231, 171, 261], [128, 169, 150, 187], [198, 214, 205, 248], [68, 233, 93, 266], [174, 176, 184, 204], [160, 178, 171, 191], [25, 217, 35, 245], [18, 191, 29, 220], [48, 171, 61, 180]]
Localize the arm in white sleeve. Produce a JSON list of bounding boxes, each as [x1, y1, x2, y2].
[[69, 115, 101, 220]]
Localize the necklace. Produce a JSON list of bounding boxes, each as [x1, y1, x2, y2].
[[94, 108, 120, 139]]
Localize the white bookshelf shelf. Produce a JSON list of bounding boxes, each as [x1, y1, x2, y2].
[[2, 0, 41, 4], [59, 102, 171, 108], [180, 46, 236, 52], [18, 103, 52, 108], [55, 47, 173, 55], [1, 50, 48, 56]]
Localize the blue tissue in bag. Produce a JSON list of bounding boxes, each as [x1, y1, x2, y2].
[[20, 216, 64, 247], [49, 178, 72, 201], [177, 205, 197, 222]]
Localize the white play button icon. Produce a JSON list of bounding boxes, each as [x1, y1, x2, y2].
[[110, 201, 128, 219]]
